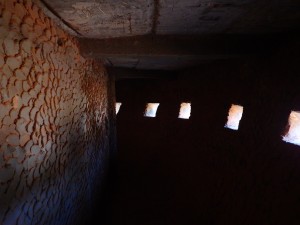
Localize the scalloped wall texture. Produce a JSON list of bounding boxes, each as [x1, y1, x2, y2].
[[0, 1, 116, 224]]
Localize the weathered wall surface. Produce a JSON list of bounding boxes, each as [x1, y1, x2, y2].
[[0, 1, 115, 225], [113, 40, 300, 225]]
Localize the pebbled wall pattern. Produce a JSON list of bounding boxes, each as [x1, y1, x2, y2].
[[0, 0, 116, 225]]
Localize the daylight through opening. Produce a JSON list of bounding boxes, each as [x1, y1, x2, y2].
[[225, 104, 243, 130], [282, 111, 300, 146], [116, 102, 122, 114], [178, 103, 191, 119], [144, 103, 160, 117]]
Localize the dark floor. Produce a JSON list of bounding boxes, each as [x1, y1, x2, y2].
[[96, 122, 207, 225]]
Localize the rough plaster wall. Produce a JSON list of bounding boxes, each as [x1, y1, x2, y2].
[[0, 1, 115, 225]]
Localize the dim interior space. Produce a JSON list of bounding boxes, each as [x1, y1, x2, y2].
[[1, 0, 300, 225]]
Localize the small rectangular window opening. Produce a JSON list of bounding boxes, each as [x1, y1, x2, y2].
[[282, 111, 300, 146], [144, 103, 160, 117], [115, 102, 122, 114], [178, 102, 191, 119], [225, 104, 243, 130]]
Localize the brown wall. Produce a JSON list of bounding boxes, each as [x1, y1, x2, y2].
[[114, 41, 300, 225], [0, 1, 116, 225]]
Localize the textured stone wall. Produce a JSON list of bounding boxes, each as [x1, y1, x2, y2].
[[0, 1, 115, 225]]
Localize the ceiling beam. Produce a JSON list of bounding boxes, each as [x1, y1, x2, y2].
[[78, 33, 299, 70], [107, 68, 177, 80], [78, 34, 289, 58]]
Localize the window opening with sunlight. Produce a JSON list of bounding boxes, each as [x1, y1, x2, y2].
[[225, 104, 243, 130], [178, 102, 191, 119], [144, 103, 160, 117], [115, 102, 122, 114], [282, 111, 300, 146]]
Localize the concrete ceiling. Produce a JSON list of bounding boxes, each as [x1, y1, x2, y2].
[[42, 0, 300, 38], [40, 0, 300, 71]]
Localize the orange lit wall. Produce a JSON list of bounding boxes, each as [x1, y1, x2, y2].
[[0, 1, 116, 224]]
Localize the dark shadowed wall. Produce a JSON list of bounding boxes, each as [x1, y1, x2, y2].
[[113, 40, 300, 225], [0, 1, 116, 225]]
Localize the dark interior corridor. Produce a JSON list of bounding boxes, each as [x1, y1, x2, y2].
[[95, 53, 300, 225], [1, 1, 300, 225]]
